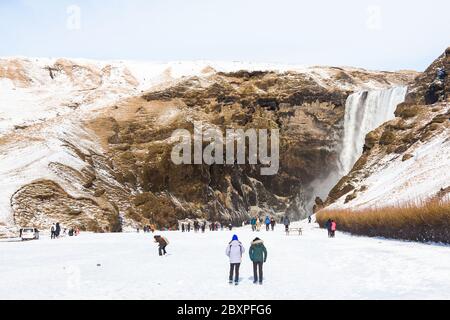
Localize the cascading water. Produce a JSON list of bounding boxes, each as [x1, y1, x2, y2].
[[338, 86, 408, 175]]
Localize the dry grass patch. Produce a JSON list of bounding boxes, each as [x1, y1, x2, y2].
[[316, 200, 450, 243]]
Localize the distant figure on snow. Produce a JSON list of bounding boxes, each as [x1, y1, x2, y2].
[[154, 235, 169, 256], [55, 223, 61, 238], [249, 237, 267, 285], [282, 216, 290, 234], [270, 217, 276, 231], [225, 235, 245, 285], [308, 215, 312, 224], [51, 224, 56, 239], [256, 218, 261, 232], [325, 219, 332, 238], [331, 220, 337, 238], [265, 216, 271, 231], [251, 217, 257, 231]]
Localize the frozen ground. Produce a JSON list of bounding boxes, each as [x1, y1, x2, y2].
[[1, 221, 449, 300]]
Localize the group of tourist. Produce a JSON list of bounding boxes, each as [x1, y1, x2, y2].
[[50, 223, 80, 239]]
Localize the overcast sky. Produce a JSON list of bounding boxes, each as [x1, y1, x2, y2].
[[0, 0, 449, 71]]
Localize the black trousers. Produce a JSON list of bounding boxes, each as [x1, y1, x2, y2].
[[229, 263, 240, 282], [266, 224, 270, 231], [253, 262, 263, 283], [159, 245, 167, 256]]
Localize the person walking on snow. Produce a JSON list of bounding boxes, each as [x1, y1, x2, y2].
[[50, 224, 56, 239], [225, 235, 245, 285], [308, 215, 312, 224], [154, 235, 169, 256], [331, 220, 337, 238], [251, 217, 257, 231], [283, 216, 290, 234], [325, 219, 332, 238], [256, 218, 262, 232], [249, 237, 267, 285], [265, 216, 271, 231], [193, 221, 198, 232], [55, 223, 61, 238], [270, 217, 276, 231]]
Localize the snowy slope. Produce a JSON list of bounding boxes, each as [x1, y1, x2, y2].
[[327, 100, 450, 211], [1, 222, 449, 300], [331, 133, 450, 209]]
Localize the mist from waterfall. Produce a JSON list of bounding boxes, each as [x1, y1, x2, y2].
[[338, 86, 408, 175]]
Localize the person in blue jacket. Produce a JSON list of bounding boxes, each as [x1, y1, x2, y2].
[[265, 216, 271, 231]]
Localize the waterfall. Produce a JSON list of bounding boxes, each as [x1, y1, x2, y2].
[[338, 86, 408, 175]]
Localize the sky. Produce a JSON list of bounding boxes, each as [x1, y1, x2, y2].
[[0, 0, 449, 71]]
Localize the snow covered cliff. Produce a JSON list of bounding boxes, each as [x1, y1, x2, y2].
[[0, 57, 417, 236]]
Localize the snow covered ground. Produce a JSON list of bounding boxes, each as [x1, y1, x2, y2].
[[1, 221, 449, 300]]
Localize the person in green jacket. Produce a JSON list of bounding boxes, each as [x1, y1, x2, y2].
[[249, 237, 267, 285]]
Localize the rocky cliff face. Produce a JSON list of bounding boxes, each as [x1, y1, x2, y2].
[[0, 58, 416, 236], [323, 48, 450, 210]]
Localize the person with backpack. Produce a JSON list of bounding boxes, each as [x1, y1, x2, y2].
[[264, 216, 271, 231], [249, 237, 267, 285], [225, 235, 245, 285], [154, 235, 169, 256]]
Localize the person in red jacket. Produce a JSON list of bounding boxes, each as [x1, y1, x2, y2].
[[331, 220, 337, 238]]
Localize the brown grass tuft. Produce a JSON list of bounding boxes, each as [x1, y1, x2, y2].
[[316, 199, 450, 243]]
